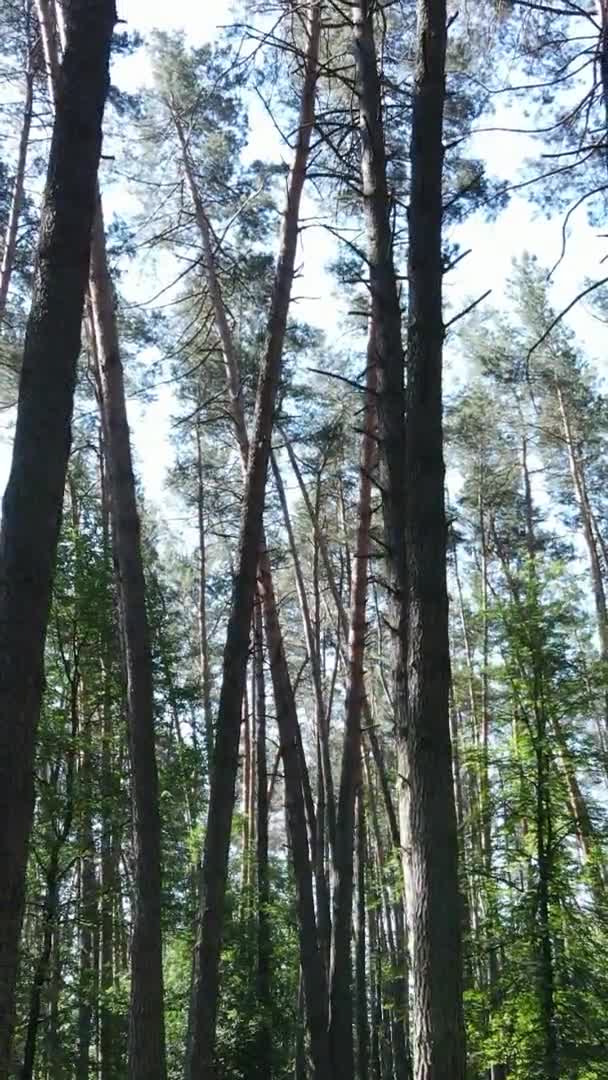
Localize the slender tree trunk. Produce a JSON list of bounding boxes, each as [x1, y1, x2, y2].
[[20, 872, 60, 1080], [38, 8, 166, 1065], [175, 34, 331, 993], [22, 669, 79, 1080], [187, 10, 323, 1077], [260, 551, 331, 1077], [0, 63, 34, 322], [367, 775, 411, 1080], [271, 450, 337, 857], [355, 792, 369, 1080], [0, 7, 114, 1074], [295, 975, 307, 1080], [555, 379, 608, 734], [368, 901, 382, 1080], [99, 456, 118, 1080], [77, 718, 97, 1080], [271, 452, 333, 977], [89, 187, 167, 1080], [254, 602, 272, 1080], [552, 712, 606, 900], [329, 329, 377, 1080], [351, 9, 412, 997], [521, 442, 559, 1080], [241, 689, 254, 911], [405, 0, 466, 1074], [282, 432, 399, 851], [196, 419, 214, 760]]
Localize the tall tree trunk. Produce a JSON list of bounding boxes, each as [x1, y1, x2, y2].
[[88, 137, 168, 1080], [186, 9, 323, 1077], [271, 452, 333, 976], [38, 6, 168, 1065], [20, 871, 60, 1080], [0, 7, 114, 1074], [254, 602, 272, 1080], [351, 4, 410, 979], [282, 431, 400, 851], [196, 418, 214, 760], [329, 328, 377, 1080], [271, 450, 337, 859], [355, 792, 369, 1080], [260, 553, 331, 1078], [77, 718, 97, 1080], [555, 378, 608, 734], [99, 453, 118, 1080], [22, 666, 79, 1080], [0, 62, 34, 323], [405, 0, 466, 1075], [175, 58, 332, 1026], [521, 441, 559, 1080]]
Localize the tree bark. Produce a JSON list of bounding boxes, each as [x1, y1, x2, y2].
[[196, 418, 214, 761], [89, 199, 167, 1080], [405, 0, 467, 1075], [186, 8, 322, 1077], [254, 602, 272, 1080], [329, 328, 377, 1080], [0, 6, 114, 1074], [355, 791, 369, 1080], [77, 713, 98, 1080], [521, 441, 559, 1080], [21, 660, 79, 1080]]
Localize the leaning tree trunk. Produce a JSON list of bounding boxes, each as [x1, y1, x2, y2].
[[38, 4, 168, 1071], [0, 5, 114, 1075], [186, 7, 323, 1078], [89, 203, 167, 1080], [176, 44, 330, 1070], [405, 0, 466, 1076]]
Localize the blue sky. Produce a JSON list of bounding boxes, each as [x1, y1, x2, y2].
[[1, 0, 605, 529]]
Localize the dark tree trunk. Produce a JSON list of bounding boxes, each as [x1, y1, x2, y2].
[[521, 444, 559, 1080], [196, 418, 213, 761], [0, 6, 114, 1074], [22, 666, 79, 1080], [260, 551, 330, 1076], [405, 0, 466, 1076], [351, 10, 411, 995], [254, 602, 272, 1080], [186, 8, 322, 1077], [329, 329, 377, 1080], [355, 792, 369, 1080], [89, 198, 167, 1080]]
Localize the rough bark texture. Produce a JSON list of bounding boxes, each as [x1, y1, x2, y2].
[[187, 8, 321, 1077], [351, 2, 410, 945], [0, 6, 114, 1074], [89, 200, 167, 1080], [406, 0, 466, 1076]]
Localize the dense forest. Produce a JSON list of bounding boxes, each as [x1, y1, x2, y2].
[[1, 1, 608, 1079]]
